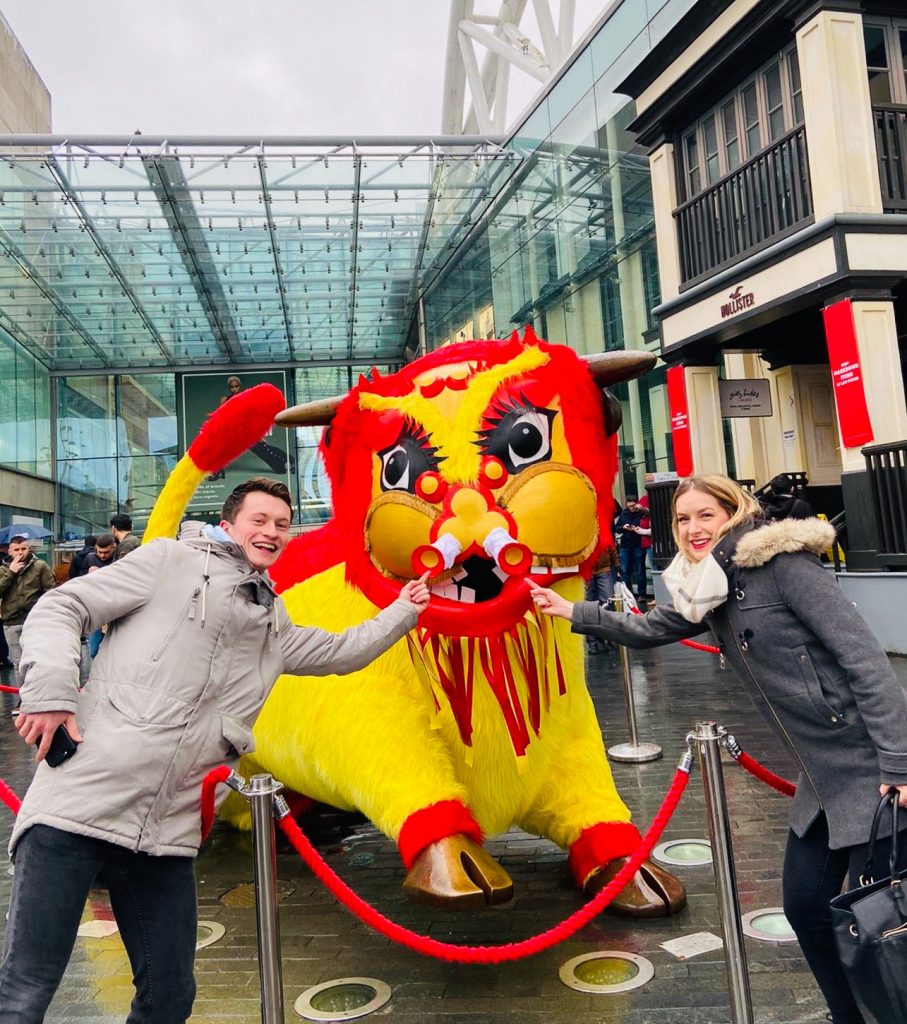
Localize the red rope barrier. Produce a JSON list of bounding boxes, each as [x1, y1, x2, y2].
[[680, 638, 721, 654], [200, 765, 234, 841], [2, 761, 692, 965], [277, 768, 690, 963], [735, 750, 796, 797], [626, 604, 720, 655], [0, 684, 20, 694], [0, 778, 21, 816]]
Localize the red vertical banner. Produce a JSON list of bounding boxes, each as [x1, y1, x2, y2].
[[666, 365, 694, 477], [822, 299, 874, 448]]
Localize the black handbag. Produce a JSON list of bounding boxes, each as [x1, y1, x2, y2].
[[830, 791, 907, 1024]]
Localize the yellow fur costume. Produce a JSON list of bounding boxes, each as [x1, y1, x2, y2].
[[146, 332, 684, 913]]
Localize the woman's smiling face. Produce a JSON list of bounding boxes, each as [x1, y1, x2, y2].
[[675, 488, 732, 561]]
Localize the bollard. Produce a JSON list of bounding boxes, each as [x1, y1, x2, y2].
[[694, 722, 755, 1024], [248, 773, 285, 1024], [607, 595, 663, 763]]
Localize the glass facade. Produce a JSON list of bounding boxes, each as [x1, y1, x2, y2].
[[422, 0, 697, 499], [0, 0, 704, 539], [56, 373, 177, 539], [52, 364, 399, 538], [0, 326, 51, 479]]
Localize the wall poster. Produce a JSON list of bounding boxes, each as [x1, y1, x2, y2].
[[181, 371, 292, 513]]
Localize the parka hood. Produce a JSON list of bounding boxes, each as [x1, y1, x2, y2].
[[731, 517, 836, 569]]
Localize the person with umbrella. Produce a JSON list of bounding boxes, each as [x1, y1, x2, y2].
[[0, 532, 55, 682]]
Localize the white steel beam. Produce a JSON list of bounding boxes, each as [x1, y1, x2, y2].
[[443, 1, 578, 136]]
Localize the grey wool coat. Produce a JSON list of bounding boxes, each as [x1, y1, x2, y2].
[[13, 535, 419, 858], [573, 517, 907, 850]]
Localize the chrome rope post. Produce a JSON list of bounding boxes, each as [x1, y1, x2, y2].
[[247, 773, 286, 1024], [694, 721, 754, 1024], [607, 595, 663, 763]]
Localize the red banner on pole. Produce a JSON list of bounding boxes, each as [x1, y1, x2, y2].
[[666, 365, 694, 477], [822, 299, 874, 449]]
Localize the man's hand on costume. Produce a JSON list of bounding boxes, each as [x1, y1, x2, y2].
[[400, 572, 431, 613], [15, 710, 83, 763], [526, 579, 574, 620]]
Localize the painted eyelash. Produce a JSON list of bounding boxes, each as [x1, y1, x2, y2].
[[475, 392, 542, 447], [397, 418, 442, 464]]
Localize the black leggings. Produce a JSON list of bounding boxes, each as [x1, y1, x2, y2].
[[782, 813, 907, 1024]]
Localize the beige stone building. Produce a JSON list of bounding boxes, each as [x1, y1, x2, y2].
[[620, 0, 907, 573], [0, 11, 52, 526]]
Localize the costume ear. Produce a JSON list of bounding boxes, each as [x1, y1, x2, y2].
[[602, 388, 622, 437]]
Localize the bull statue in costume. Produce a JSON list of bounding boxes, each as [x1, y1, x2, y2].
[[146, 329, 685, 916]]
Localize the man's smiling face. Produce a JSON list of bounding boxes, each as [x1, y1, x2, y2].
[[221, 491, 291, 572]]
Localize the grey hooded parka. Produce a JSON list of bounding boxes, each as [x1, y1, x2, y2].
[[573, 517, 907, 850], [12, 534, 418, 858]]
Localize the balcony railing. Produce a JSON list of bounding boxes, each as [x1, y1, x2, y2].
[[863, 440, 907, 566], [873, 104, 907, 212], [674, 126, 813, 285]]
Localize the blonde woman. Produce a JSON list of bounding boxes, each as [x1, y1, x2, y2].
[[529, 475, 907, 1024]]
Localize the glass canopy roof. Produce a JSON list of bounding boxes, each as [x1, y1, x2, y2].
[[0, 136, 517, 372]]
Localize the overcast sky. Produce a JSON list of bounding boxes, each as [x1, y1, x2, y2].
[[1, 1, 604, 136]]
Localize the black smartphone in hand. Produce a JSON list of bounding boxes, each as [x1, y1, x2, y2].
[[10, 711, 80, 768], [44, 725, 79, 767]]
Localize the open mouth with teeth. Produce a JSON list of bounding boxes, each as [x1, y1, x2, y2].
[[428, 554, 579, 606], [359, 550, 583, 638]]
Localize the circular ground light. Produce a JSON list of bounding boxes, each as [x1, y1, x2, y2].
[[653, 838, 713, 867], [196, 921, 226, 950], [742, 908, 797, 944], [559, 951, 655, 994], [294, 978, 392, 1021]]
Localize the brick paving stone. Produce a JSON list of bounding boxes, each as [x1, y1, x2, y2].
[[3, 650, 905, 1022]]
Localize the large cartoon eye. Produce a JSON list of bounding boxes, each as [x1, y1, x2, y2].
[[478, 395, 555, 474], [378, 421, 441, 493]]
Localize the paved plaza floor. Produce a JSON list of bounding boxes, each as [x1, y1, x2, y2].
[[4, 636, 902, 1024]]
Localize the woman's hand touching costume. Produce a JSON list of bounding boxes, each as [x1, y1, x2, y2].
[[527, 580, 574, 620]]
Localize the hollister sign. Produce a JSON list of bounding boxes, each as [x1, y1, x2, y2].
[[719, 378, 773, 417], [720, 285, 756, 319]]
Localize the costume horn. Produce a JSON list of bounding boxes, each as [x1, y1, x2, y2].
[[275, 394, 344, 427], [582, 349, 657, 385]]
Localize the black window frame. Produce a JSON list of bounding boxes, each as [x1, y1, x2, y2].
[[863, 17, 907, 106], [679, 44, 803, 202]]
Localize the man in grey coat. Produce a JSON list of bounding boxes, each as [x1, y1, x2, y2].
[[0, 477, 430, 1024]]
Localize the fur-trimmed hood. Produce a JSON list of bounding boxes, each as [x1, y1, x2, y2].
[[732, 517, 836, 569]]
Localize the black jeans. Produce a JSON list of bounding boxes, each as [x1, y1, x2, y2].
[[0, 824, 197, 1023], [783, 813, 907, 1024]]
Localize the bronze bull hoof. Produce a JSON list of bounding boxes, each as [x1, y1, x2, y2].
[[403, 835, 514, 910], [584, 856, 687, 918]]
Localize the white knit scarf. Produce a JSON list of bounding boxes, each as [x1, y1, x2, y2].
[[662, 551, 729, 623]]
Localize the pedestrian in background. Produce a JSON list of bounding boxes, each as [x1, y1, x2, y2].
[[109, 514, 140, 561], [67, 535, 98, 580], [0, 535, 55, 682], [762, 473, 814, 522], [614, 495, 648, 606], [84, 534, 116, 659], [529, 474, 907, 1024]]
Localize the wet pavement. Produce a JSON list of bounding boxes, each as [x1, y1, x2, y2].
[[3, 642, 904, 1024]]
